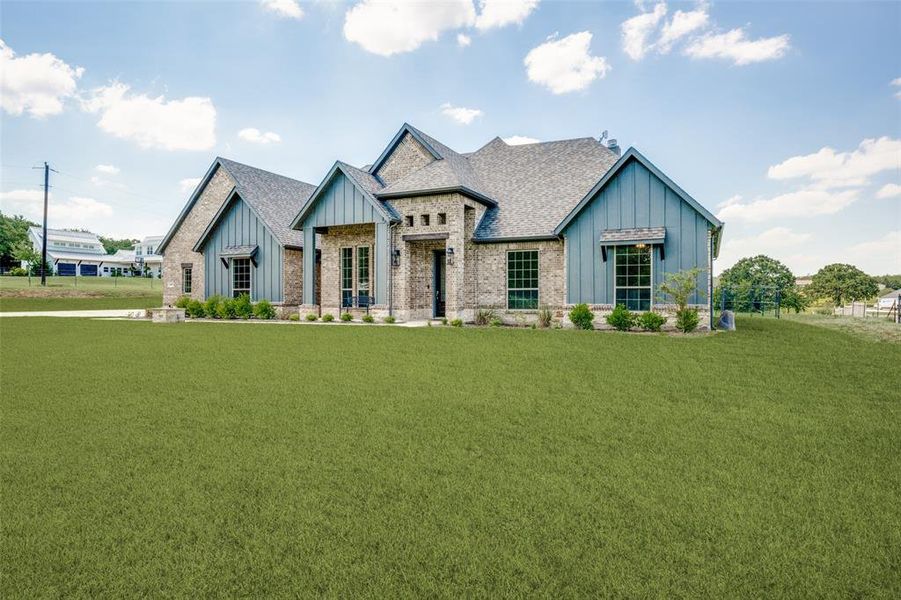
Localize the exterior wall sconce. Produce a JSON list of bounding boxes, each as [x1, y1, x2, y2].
[[392, 249, 400, 267], [446, 247, 454, 265]]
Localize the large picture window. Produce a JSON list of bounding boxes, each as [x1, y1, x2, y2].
[[357, 246, 370, 300], [232, 258, 251, 298], [614, 245, 651, 311], [182, 267, 192, 294], [340, 247, 353, 307], [507, 250, 539, 310]]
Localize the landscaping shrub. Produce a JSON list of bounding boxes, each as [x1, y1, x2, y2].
[[489, 318, 503, 327], [204, 295, 223, 318], [362, 314, 374, 323], [174, 296, 190, 309], [537, 306, 553, 329], [185, 299, 205, 318], [475, 308, 496, 326], [253, 299, 276, 320], [606, 305, 635, 331], [569, 303, 594, 330], [234, 294, 253, 319], [340, 312, 353, 322], [288, 313, 300, 321], [8, 267, 27, 276], [815, 302, 835, 316], [637, 311, 666, 332], [675, 308, 700, 333], [322, 313, 334, 322], [383, 316, 396, 324], [441, 317, 448, 326], [216, 298, 237, 320], [305, 313, 318, 321], [450, 318, 463, 327]]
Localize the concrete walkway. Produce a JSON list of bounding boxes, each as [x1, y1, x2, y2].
[[0, 309, 147, 318]]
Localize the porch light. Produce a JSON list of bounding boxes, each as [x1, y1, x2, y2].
[[446, 247, 454, 265], [635, 243, 647, 249], [392, 249, 400, 267]]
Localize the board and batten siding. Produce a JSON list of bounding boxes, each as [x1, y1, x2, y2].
[[565, 158, 711, 305], [203, 195, 284, 302]]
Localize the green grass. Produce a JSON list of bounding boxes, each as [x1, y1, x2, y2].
[[2, 318, 899, 597], [783, 312, 901, 343], [0, 275, 161, 311]]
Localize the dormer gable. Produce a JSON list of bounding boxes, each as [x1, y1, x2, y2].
[[370, 124, 442, 186]]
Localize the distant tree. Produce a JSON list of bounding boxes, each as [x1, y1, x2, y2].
[[0, 212, 37, 268], [99, 236, 137, 255], [717, 255, 807, 313], [874, 274, 901, 290], [808, 263, 879, 306]]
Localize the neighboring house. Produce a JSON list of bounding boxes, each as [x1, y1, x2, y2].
[[134, 235, 163, 278], [877, 288, 899, 310], [159, 124, 723, 327], [795, 275, 812, 287], [26, 227, 106, 276], [102, 249, 137, 277]]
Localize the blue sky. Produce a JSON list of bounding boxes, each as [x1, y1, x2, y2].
[[1, 0, 899, 274]]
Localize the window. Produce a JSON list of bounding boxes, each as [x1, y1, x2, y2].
[[507, 250, 539, 310], [405, 215, 414, 227], [340, 247, 353, 307], [614, 245, 652, 311], [103, 267, 109, 273], [438, 213, 446, 225], [232, 258, 251, 298], [420, 214, 430, 226], [357, 246, 370, 300], [182, 267, 192, 294]]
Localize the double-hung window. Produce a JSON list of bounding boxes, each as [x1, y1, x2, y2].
[[340, 248, 353, 307], [232, 258, 251, 298], [614, 245, 651, 311], [182, 266, 192, 294], [507, 250, 539, 310], [357, 246, 370, 301]]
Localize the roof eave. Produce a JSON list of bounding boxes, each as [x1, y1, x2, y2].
[[290, 162, 396, 230], [471, 234, 560, 244], [376, 186, 497, 208]]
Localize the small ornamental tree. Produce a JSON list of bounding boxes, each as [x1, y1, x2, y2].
[[807, 263, 879, 306], [659, 267, 704, 333]]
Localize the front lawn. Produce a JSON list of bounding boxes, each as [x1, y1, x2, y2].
[[1, 318, 898, 597], [0, 276, 161, 311]]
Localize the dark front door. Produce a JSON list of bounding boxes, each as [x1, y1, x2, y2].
[[433, 250, 446, 318]]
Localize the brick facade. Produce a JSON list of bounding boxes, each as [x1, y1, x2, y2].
[[373, 133, 434, 186], [318, 224, 376, 318], [282, 248, 303, 306], [162, 167, 234, 305]]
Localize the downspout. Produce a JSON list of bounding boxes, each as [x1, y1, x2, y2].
[[388, 221, 397, 317], [709, 227, 715, 330]]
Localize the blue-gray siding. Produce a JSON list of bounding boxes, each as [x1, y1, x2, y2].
[[203, 196, 284, 302], [565, 159, 711, 305]]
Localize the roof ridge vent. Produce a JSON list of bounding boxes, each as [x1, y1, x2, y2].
[[606, 138, 621, 157]]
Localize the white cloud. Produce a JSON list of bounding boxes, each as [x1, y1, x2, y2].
[[847, 231, 901, 274], [524, 32, 610, 94], [892, 77, 901, 99], [95, 164, 120, 175], [684, 28, 790, 65], [81, 82, 216, 151], [717, 226, 812, 270], [238, 127, 282, 144], [658, 6, 709, 53], [260, 0, 304, 20], [457, 33, 472, 47], [716, 189, 859, 222], [876, 183, 901, 199], [621, 2, 666, 60], [343, 0, 475, 56], [768, 137, 901, 189], [440, 103, 483, 125], [503, 135, 540, 145], [0, 39, 84, 118], [474, 0, 539, 31], [180, 178, 202, 193], [0, 189, 112, 227]]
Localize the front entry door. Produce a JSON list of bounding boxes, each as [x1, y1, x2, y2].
[[433, 250, 446, 318]]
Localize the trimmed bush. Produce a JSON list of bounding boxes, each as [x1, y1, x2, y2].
[[637, 311, 666, 332], [383, 315, 396, 324], [675, 308, 700, 333], [253, 299, 276, 320], [606, 305, 635, 331], [234, 294, 253, 319], [475, 308, 496, 326], [489, 318, 503, 327], [340, 312, 353, 322], [288, 313, 301, 321], [174, 296, 190, 309], [450, 318, 463, 327], [216, 298, 237, 320], [569, 303, 594, 330], [537, 306, 553, 329], [305, 313, 318, 321], [8, 267, 27, 277], [322, 313, 334, 322], [204, 295, 223, 318], [186, 300, 205, 318], [440, 317, 448, 326], [362, 314, 375, 323]]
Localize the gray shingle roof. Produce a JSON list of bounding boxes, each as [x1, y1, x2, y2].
[[218, 158, 316, 248], [600, 227, 666, 244]]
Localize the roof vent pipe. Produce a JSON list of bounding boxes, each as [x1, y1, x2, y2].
[[607, 139, 621, 157]]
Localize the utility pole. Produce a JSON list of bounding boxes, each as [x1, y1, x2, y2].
[[41, 162, 49, 286]]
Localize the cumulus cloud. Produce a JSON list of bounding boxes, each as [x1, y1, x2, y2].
[[238, 127, 282, 144], [892, 77, 901, 99], [81, 82, 216, 151], [658, 6, 709, 53], [717, 226, 812, 270], [344, 0, 475, 56], [457, 33, 472, 47], [180, 178, 202, 193], [95, 164, 120, 175], [0, 39, 84, 118], [847, 231, 901, 274], [716, 189, 859, 222], [524, 32, 610, 94], [768, 137, 901, 189], [260, 0, 304, 20], [474, 0, 539, 31], [876, 183, 901, 199], [0, 189, 113, 226], [440, 103, 483, 125], [684, 28, 790, 65], [621, 2, 667, 60], [503, 135, 540, 145]]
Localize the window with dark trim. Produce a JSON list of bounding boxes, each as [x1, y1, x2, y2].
[[614, 245, 651, 311], [182, 267, 192, 294], [405, 215, 414, 227], [232, 258, 251, 298], [357, 246, 370, 300], [340, 247, 353, 307], [437, 213, 446, 225], [421, 214, 430, 226], [507, 250, 539, 310]]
